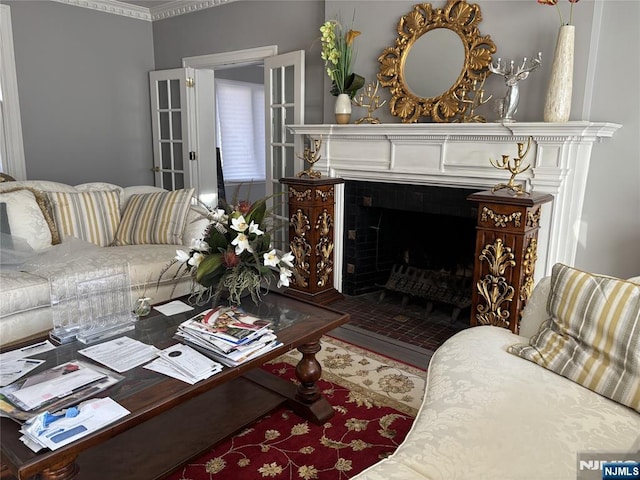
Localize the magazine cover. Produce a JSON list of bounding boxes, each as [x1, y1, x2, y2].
[[182, 307, 272, 345]]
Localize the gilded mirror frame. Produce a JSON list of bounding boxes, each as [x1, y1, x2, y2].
[[378, 0, 496, 123]]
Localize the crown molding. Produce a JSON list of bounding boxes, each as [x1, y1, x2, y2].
[[51, 0, 233, 21], [52, 0, 152, 21], [150, 0, 233, 21]]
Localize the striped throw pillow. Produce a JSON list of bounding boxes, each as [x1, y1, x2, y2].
[[509, 263, 640, 412], [114, 188, 194, 245], [48, 190, 121, 247]]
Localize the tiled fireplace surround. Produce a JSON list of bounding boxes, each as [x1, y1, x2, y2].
[[289, 122, 621, 295], [341, 181, 479, 296]]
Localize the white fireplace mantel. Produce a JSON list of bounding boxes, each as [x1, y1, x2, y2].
[[288, 122, 621, 291]]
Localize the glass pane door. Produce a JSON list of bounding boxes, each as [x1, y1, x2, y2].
[[149, 68, 192, 192], [264, 51, 305, 251]]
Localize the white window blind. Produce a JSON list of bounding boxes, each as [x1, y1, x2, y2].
[[215, 79, 265, 182]]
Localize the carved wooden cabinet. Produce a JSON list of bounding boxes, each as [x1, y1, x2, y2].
[[279, 176, 344, 305], [468, 190, 553, 333]]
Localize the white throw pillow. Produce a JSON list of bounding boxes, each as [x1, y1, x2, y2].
[[0, 187, 60, 250]]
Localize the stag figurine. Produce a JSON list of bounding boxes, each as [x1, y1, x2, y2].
[[489, 53, 542, 123]]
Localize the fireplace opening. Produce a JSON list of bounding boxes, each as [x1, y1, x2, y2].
[[342, 181, 481, 318]]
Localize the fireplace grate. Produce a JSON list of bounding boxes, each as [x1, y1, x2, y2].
[[380, 264, 473, 320]]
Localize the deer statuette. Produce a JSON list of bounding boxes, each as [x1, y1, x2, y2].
[[490, 53, 542, 123]]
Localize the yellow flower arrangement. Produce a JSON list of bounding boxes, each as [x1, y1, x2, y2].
[[320, 18, 365, 98]]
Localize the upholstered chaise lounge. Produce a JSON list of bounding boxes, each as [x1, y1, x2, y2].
[[353, 265, 640, 479]]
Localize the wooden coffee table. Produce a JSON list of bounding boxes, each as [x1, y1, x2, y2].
[[0, 292, 349, 480]]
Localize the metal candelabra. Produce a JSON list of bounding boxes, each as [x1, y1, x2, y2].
[[352, 81, 387, 124]]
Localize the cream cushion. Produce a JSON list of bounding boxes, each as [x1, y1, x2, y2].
[[48, 190, 121, 247], [115, 188, 194, 245], [509, 263, 640, 412], [0, 187, 60, 250]]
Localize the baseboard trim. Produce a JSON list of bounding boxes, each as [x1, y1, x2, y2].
[[328, 324, 434, 370]]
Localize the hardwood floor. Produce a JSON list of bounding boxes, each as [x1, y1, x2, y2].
[[327, 290, 469, 369]]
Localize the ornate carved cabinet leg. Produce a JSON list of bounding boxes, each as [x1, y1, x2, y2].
[[468, 190, 553, 333], [279, 176, 345, 305]]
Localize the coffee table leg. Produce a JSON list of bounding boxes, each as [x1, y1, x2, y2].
[[40, 455, 79, 480], [291, 340, 334, 424]]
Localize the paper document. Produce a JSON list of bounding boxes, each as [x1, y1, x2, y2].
[[145, 343, 223, 384], [153, 300, 194, 316], [78, 336, 159, 373], [0, 340, 56, 362], [0, 360, 123, 422], [6, 362, 107, 411], [0, 358, 46, 387], [21, 397, 130, 451]]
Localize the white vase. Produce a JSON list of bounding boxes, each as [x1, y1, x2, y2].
[[334, 93, 352, 124], [544, 25, 574, 122]]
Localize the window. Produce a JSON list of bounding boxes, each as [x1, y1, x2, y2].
[[215, 79, 265, 182], [0, 4, 26, 179]]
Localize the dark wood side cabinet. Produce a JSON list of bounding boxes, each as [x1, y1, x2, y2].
[[468, 190, 553, 334], [279, 176, 344, 305]]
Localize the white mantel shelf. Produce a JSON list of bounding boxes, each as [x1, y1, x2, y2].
[[288, 122, 621, 290]]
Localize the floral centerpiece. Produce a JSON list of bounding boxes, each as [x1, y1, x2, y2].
[[164, 192, 294, 306], [320, 18, 365, 98], [537, 0, 580, 26]]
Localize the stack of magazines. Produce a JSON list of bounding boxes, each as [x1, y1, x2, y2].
[[175, 306, 282, 367]]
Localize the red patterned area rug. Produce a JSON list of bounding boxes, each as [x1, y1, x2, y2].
[[165, 336, 427, 480]]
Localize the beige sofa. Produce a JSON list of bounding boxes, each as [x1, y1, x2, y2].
[[353, 269, 640, 480], [0, 181, 208, 345]]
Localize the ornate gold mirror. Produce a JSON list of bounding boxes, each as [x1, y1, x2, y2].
[[378, 0, 496, 123]]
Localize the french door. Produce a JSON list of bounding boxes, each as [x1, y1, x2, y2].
[[264, 50, 305, 250], [149, 67, 217, 206], [149, 48, 305, 230]]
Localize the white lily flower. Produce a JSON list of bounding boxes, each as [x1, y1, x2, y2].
[[189, 252, 205, 267], [190, 238, 209, 252], [263, 249, 279, 268], [280, 251, 295, 268], [211, 208, 228, 223], [277, 267, 293, 288], [248, 221, 264, 236], [232, 232, 252, 254], [175, 250, 190, 263], [231, 215, 249, 233]]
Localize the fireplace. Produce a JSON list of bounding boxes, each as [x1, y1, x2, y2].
[[288, 122, 621, 295], [342, 181, 480, 298]]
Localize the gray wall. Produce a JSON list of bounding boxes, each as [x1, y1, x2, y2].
[[152, 0, 325, 125], [6, 0, 640, 278], [318, 1, 639, 278], [5, 0, 155, 186]]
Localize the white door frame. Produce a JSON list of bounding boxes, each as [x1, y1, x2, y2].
[[182, 46, 278, 199], [182, 46, 278, 70]]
